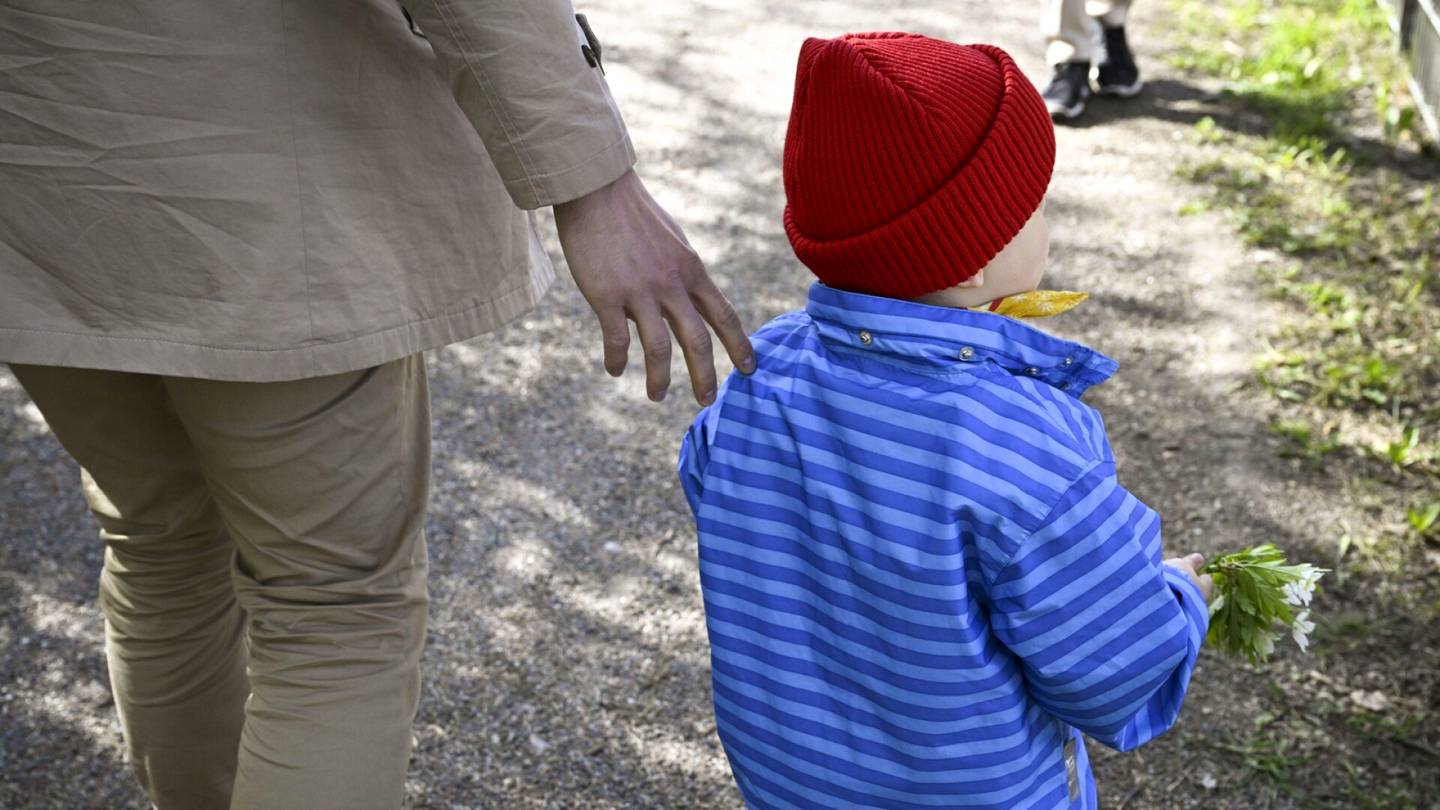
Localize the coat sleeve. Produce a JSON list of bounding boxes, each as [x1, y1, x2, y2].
[[403, 1, 637, 209], [677, 405, 714, 518], [986, 461, 1209, 752]]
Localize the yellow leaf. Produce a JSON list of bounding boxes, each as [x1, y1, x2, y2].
[[977, 290, 1089, 319]]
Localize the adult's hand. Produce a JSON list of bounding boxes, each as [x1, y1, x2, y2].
[[553, 170, 754, 405]]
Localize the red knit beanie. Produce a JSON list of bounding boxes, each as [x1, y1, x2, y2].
[[783, 33, 1055, 299]]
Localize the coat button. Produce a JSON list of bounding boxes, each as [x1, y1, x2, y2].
[[958, 346, 975, 361], [858, 330, 873, 346], [1062, 356, 1074, 366], [1024, 366, 1040, 376]]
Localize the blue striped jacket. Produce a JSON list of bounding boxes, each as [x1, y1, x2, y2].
[[678, 283, 1208, 810]]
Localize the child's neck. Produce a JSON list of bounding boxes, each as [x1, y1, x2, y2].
[[912, 284, 1037, 310]]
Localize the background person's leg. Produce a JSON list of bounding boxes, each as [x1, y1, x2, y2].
[[1090, 0, 1143, 95], [162, 356, 431, 810], [1043, 0, 1098, 65], [1041, 0, 1099, 118], [10, 364, 247, 810], [1087, 0, 1133, 27]]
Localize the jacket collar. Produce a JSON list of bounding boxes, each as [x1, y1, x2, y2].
[[804, 283, 1118, 396]]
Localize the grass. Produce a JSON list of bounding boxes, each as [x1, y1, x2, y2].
[[1166, 0, 1440, 805], [1169, 0, 1439, 511], [1170, 0, 1430, 147]]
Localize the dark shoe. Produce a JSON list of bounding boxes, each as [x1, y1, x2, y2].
[[1042, 61, 1091, 120], [1097, 26, 1143, 96]]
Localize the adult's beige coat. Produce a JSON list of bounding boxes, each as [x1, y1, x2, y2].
[[0, 0, 635, 380]]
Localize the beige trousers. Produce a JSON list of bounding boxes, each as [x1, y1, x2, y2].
[[1044, 0, 1133, 65], [10, 357, 431, 810]]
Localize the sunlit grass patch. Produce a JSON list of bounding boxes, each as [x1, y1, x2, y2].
[[1166, 0, 1440, 803], [1170, 0, 1429, 148]]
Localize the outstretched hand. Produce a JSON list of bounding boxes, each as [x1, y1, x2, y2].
[[553, 170, 755, 405]]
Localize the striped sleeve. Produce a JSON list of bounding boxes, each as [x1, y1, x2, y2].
[[677, 402, 721, 518], [986, 462, 1208, 752]]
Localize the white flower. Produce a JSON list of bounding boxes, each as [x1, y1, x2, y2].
[[1283, 566, 1321, 607], [1291, 610, 1315, 653], [1281, 581, 1306, 606], [1255, 630, 1278, 658], [1208, 591, 1226, 617]]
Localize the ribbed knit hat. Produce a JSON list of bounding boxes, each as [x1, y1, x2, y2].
[[783, 34, 1055, 299]]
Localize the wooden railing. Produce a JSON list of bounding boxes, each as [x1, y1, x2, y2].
[[1380, 0, 1440, 142]]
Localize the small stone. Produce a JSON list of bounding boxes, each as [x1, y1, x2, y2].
[[1350, 690, 1390, 712], [1200, 773, 1218, 790], [602, 541, 622, 554], [528, 733, 550, 755]]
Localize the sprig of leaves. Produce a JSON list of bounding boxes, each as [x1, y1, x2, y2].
[[1202, 545, 1327, 665]]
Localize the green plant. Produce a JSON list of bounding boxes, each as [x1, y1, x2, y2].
[[1269, 419, 1341, 462], [1407, 502, 1440, 537], [1203, 731, 1306, 784], [1172, 0, 1438, 489], [1170, 0, 1423, 151], [1203, 545, 1327, 665], [1381, 426, 1421, 467], [1168, 1, 1440, 803]]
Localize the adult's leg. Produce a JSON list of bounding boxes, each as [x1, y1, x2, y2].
[[162, 355, 431, 810], [1091, 0, 1142, 95], [1088, 0, 1133, 28], [10, 364, 247, 810], [1043, 0, 1098, 65]]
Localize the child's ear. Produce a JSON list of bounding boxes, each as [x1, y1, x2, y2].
[[955, 269, 985, 288]]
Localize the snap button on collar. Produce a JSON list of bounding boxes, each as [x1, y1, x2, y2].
[[958, 346, 975, 361], [858, 330, 873, 346], [1024, 366, 1041, 377]]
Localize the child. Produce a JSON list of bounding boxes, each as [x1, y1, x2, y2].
[[677, 33, 1214, 809]]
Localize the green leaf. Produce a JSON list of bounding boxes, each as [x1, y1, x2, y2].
[[1201, 544, 1328, 664], [1408, 503, 1440, 535]]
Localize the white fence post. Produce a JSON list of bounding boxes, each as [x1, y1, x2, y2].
[[1381, 0, 1440, 143]]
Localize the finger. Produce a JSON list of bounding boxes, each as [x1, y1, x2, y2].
[[1188, 552, 1206, 569], [629, 304, 673, 402], [663, 298, 718, 406], [689, 277, 755, 374], [594, 306, 631, 377], [1197, 574, 1216, 602]]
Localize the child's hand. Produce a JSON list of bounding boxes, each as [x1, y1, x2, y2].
[[1164, 553, 1215, 604]]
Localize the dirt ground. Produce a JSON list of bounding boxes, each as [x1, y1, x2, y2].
[[1, 1, 1435, 808]]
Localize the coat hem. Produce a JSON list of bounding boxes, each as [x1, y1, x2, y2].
[[0, 263, 557, 383]]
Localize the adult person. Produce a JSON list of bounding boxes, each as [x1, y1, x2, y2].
[[1040, 0, 1143, 120], [0, 2, 752, 808]]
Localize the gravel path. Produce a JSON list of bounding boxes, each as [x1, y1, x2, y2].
[[0, 1, 1389, 807]]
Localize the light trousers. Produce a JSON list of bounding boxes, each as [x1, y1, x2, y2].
[[10, 356, 431, 810], [1044, 0, 1133, 65]]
